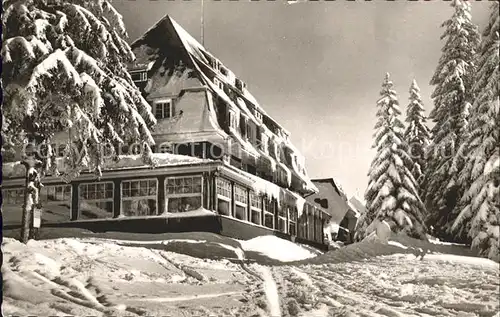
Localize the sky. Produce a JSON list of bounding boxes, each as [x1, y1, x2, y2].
[[114, 0, 492, 198]]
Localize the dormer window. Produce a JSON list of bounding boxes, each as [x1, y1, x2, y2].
[[211, 59, 221, 72], [255, 111, 262, 122], [130, 70, 147, 83], [235, 78, 246, 91], [154, 99, 173, 119]]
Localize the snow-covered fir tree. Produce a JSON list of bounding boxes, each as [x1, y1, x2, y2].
[[1, 0, 157, 241], [2, 0, 157, 174], [403, 79, 431, 189], [356, 73, 427, 241], [422, 0, 480, 240], [450, 1, 499, 261]]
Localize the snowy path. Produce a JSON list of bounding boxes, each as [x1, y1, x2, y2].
[[1, 238, 266, 317], [2, 237, 498, 317], [252, 265, 281, 317], [137, 291, 243, 302], [269, 253, 499, 316]]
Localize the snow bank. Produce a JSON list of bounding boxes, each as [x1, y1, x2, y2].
[[427, 236, 467, 247], [388, 253, 499, 270], [388, 241, 409, 250], [240, 235, 316, 262], [423, 254, 499, 270]]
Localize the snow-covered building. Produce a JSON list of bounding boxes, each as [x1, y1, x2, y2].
[[128, 15, 316, 195], [2, 16, 331, 249], [339, 197, 364, 243], [305, 178, 362, 243], [305, 178, 348, 240]]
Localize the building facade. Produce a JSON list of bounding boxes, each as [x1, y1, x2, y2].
[[2, 16, 331, 248]]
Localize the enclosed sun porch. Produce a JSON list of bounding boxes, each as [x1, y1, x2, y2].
[[2, 154, 331, 248]]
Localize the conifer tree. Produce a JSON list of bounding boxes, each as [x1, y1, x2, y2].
[[450, 1, 499, 261], [404, 79, 431, 189], [1, 0, 157, 242], [423, 0, 480, 239], [356, 73, 427, 241]]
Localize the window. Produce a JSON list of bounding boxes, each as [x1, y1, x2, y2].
[[235, 78, 246, 91], [255, 111, 262, 121], [2, 188, 26, 226], [246, 123, 253, 143], [308, 206, 316, 241], [308, 207, 318, 241], [41, 185, 72, 222], [234, 184, 248, 221], [277, 205, 287, 234], [216, 177, 232, 216], [155, 100, 173, 119], [122, 179, 157, 217], [41, 185, 72, 203], [212, 59, 221, 72], [228, 111, 238, 129], [131, 71, 147, 82], [277, 167, 289, 186], [2, 188, 25, 205], [79, 182, 114, 220], [260, 134, 268, 153], [165, 176, 202, 213], [240, 116, 247, 138], [3, 186, 73, 225], [250, 191, 262, 225], [263, 197, 275, 229], [298, 205, 308, 239], [213, 77, 224, 90]]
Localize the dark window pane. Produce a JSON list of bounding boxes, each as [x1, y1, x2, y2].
[[264, 213, 274, 229], [235, 205, 246, 221], [217, 199, 230, 216], [251, 209, 261, 225], [79, 201, 113, 219], [122, 198, 157, 217], [167, 196, 202, 213]]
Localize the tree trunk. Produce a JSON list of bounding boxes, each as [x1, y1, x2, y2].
[[20, 158, 42, 243], [20, 173, 32, 243]]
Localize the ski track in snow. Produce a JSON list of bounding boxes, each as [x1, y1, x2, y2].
[[2, 237, 499, 317], [1, 238, 266, 317], [252, 264, 281, 317]]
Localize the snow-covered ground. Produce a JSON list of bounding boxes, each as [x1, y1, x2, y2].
[[240, 235, 317, 262], [2, 236, 499, 317]]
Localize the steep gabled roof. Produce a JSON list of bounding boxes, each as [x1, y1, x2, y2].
[[130, 15, 318, 194], [348, 196, 368, 215], [311, 178, 347, 200]]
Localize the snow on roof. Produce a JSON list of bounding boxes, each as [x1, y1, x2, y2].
[[109, 153, 212, 169], [349, 196, 368, 214], [128, 61, 154, 72], [167, 16, 303, 142], [312, 178, 347, 199], [347, 200, 361, 218], [2, 153, 212, 179]]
